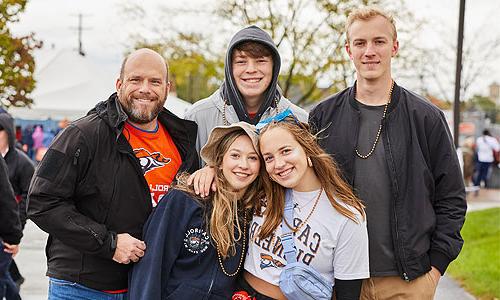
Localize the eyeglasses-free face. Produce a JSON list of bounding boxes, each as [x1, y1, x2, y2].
[[221, 135, 261, 196], [259, 126, 317, 192]]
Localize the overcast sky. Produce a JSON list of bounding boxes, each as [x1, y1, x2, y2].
[[10, 0, 500, 101]]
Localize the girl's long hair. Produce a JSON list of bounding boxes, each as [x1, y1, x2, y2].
[[257, 118, 365, 240], [175, 130, 266, 258]]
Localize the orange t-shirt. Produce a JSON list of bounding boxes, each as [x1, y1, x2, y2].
[[123, 121, 182, 207]]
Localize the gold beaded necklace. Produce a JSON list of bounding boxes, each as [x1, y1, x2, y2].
[[216, 210, 248, 277], [354, 80, 395, 159], [284, 189, 322, 233]]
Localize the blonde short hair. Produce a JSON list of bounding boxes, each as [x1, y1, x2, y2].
[[345, 7, 397, 43]]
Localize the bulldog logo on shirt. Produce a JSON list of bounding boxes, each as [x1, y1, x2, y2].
[[134, 148, 171, 174], [183, 228, 210, 254]]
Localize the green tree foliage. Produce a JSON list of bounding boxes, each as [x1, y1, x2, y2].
[[464, 94, 499, 123], [131, 34, 224, 103], [0, 0, 42, 107]]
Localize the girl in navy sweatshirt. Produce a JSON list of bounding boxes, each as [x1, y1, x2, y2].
[[129, 122, 266, 299]]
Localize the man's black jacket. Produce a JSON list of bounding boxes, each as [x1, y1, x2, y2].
[[0, 155, 22, 245], [28, 93, 198, 290], [309, 83, 466, 281]]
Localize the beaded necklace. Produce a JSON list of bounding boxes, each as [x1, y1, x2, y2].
[[284, 189, 322, 233], [216, 210, 248, 277], [354, 80, 395, 159]]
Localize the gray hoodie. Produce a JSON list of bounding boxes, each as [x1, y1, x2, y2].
[[185, 26, 308, 161]]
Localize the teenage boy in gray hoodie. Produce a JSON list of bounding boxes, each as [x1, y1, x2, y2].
[[185, 25, 307, 159]]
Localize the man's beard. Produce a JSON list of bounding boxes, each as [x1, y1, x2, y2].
[[119, 92, 166, 124]]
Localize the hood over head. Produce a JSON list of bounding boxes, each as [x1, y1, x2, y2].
[[222, 25, 281, 125], [0, 110, 16, 151]]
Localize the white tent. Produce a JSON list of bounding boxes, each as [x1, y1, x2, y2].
[[9, 49, 192, 120]]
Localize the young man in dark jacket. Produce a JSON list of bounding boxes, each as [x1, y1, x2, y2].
[[0, 155, 22, 300], [28, 48, 198, 299], [309, 7, 466, 299], [0, 110, 35, 289]]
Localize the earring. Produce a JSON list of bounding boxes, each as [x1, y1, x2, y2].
[[307, 157, 313, 167]]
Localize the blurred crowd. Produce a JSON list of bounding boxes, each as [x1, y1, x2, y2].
[[14, 119, 69, 163]]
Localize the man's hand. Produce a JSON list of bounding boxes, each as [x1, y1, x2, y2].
[[112, 233, 146, 264], [187, 166, 217, 197], [3, 242, 20, 257], [429, 266, 441, 286]]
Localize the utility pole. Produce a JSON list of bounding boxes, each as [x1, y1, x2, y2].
[[453, 0, 466, 148], [70, 13, 90, 56]]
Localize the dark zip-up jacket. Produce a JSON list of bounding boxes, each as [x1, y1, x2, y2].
[[309, 83, 466, 281], [0, 155, 22, 245], [0, 111, 35, 229], [129, 189, 245, 300], [27, 93, 198, 291]]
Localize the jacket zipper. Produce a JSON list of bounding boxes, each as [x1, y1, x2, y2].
[[384, 122, 410, 281], [73, 148, 81, 165], [68, 216, 104, 245], [205, 258, 219, 299], [117, 138, 152, 210], [350, 110, 361, 185]]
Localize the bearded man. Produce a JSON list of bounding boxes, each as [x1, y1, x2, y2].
[[28, 48, 198, 299]]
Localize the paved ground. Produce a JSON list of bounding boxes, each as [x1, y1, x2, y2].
[[13, 188, 500, 299]]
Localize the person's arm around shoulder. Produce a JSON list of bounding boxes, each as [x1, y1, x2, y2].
[[128, 190, 198, 300], [427, 111, 466, 276], [27, 124, 116, 259]]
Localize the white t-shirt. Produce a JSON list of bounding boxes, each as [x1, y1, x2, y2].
[[244, 189, 369, 285], [476, 135, 500, 163]]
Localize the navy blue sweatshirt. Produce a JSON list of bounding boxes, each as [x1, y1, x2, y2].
[[129, 189, 245, 299]]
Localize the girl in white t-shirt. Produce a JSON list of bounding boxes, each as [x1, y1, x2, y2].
[[235, 110, 369, 300]]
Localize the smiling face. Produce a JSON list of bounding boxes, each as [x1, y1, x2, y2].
[[232, 49, 273, 112], [116, 49, 170, 130], [221, 134, 261, 195], [346, 15, 399, 83], [259, 127, 318, 192]]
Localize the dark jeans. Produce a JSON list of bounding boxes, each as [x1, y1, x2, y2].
[[0, 243, 21, 300], [474, 161, 492, 187], [9, 260, 22, 283]]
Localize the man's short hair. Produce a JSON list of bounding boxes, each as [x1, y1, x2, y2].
[[345, 7, 397, 43], [119, 51, 169, 82], [234, 41, 273, 58]]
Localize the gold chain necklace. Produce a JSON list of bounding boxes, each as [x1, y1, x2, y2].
[[354, 80, 394, 159], [284, 189, 322, 233], [216, 210, 247, 277]]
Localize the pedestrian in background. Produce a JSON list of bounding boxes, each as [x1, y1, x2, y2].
[[0, 110, 35, 292], [473, 129, 500, 190], [0, 155, 22, 300]]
